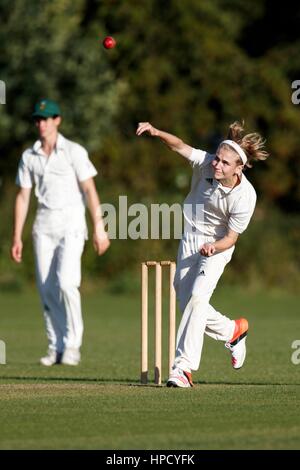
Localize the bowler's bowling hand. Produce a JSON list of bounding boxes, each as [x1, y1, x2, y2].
[[200, 243, 216, 257], [93, 233, 110, 256], [136, 122, 159, 137]]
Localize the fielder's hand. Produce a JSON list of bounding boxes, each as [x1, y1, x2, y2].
[[11, 240, 23, 263], [93, 233, 110, 256]]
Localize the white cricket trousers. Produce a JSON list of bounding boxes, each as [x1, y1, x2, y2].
[[33, 232, 85, 354], [173, 233, 236, 372]]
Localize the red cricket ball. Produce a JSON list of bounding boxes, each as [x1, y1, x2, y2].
[[103, 36, 116, 49]]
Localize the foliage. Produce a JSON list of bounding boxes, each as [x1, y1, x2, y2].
[[0, 0, 123, 173]]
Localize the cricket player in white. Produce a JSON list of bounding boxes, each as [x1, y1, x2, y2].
[[137, 121, 268, 387], [11, 99, 110, 366]]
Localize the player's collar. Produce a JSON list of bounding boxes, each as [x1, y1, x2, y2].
[[33, 133, 65, 154], [216, 173, 244, 194], [56, 133, 66, 150]]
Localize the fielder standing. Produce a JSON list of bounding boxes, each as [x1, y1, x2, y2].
[[11, 99, 110, 366], [137, 121, 268, 387]]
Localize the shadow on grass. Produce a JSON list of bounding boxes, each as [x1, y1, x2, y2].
[[0, 375, 137, 384], [0, 376, 299, 386]]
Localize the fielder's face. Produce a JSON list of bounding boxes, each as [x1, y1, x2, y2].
[[212, 147, 243, 183], [34, 116, 61, 140]]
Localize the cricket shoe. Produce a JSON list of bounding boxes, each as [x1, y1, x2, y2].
[[40, 349, 62, 366], [225, 318, 248, 369], [167, 367, 193, 388], [61, 348, 81, 366]]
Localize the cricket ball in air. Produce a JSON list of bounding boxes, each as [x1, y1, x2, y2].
[[103, 36, 117, 49]]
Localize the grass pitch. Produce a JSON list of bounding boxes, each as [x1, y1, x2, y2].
[[0, 286, 299, 449]]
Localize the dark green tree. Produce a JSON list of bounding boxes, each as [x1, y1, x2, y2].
[[0, 0, 123, 177]]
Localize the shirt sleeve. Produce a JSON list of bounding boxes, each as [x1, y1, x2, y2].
[[188, 148, 214, 168], [228, 193, 257, 234], [71, 144, 98, 182], [15, 153, 33, 188]]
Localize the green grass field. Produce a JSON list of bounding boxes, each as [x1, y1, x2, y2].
[[0, 285, 299, 449]]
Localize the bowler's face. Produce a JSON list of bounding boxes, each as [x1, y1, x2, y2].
[[34, 116, 61, 139], [212, 147, 242, 181]]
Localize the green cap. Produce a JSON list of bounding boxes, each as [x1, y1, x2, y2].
[[32, 99, 61, 118]]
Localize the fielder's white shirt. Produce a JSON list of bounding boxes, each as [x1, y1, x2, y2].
[[16, 133, 97, 237], [183, 148, 257, 240]]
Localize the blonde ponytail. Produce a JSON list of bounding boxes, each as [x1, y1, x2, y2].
[[225, 121, 269, 168]]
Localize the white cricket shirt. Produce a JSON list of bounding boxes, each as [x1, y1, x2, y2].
[[183, 148, 257, 240], [16, 133, 97, 237]]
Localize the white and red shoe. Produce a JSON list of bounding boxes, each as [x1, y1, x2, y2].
[[167, 368, 194, 388], [225, 318, 248, 369]]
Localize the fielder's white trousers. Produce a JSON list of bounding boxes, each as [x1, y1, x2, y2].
[[173, 233, 236, 372], [33, 232, 85, 353]]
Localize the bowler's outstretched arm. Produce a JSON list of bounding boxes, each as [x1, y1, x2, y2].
[[136, 122, 193, 159]]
